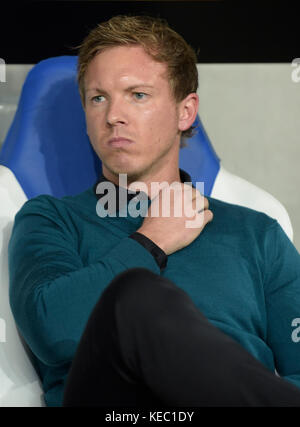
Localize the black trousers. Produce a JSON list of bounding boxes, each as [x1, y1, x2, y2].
[[63, 268, 300, 407]]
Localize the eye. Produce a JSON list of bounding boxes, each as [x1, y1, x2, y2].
[[133, 92, 147, 100], [92, 95, 105, 103]]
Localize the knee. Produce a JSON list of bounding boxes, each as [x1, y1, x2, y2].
[[104, 267, 160, 303], [113, 267, 158, 287], [101, 267, 187, 319], [82, 269, 158, 337]]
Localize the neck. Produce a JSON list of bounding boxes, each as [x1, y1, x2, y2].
[[102, 162, 182, 200]]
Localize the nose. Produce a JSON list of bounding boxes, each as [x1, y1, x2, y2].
[[106, 98, 128, 127]]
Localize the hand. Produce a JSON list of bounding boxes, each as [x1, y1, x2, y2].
[[137, 183, 213, 255]]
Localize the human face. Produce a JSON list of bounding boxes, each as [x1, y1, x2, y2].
[[84, 45, 183, 185]]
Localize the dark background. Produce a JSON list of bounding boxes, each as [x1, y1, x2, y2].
[[1, 0, 299, 64]]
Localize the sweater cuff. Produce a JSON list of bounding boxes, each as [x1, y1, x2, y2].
[[129, 232, 168, 271]]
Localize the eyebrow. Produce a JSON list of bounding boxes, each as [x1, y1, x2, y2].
[[86, 84, 155, 94]]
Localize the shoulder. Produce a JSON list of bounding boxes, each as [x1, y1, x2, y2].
[[206, 195, 280, 240], [14, 187, 95, 222], [211, 167, 293, 241], [203, 196, 294, 271]]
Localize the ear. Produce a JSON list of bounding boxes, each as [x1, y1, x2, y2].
[[177, 93, 199, 132]]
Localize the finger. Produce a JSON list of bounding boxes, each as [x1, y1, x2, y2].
[[190, 188, 208, 204], [204, 209, 214, 223], [185, 207, 213, 229], [191, 194, 208, 213], [196, 209, 214, 228]]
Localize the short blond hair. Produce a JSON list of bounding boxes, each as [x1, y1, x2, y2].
[[77, 15, 198, 140]]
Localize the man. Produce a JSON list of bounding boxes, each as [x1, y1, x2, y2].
[[8, 15, 300, 407]]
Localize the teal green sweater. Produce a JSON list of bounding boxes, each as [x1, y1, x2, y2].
[[8, 182, 300, 406]]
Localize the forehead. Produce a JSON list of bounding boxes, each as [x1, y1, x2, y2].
[[84, 45, 169, 89]]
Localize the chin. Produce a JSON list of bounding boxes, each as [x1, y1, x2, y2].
[[103, 160, 146, 181]]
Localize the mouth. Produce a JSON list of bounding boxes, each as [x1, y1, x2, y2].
[[108, 137, 134, 148]]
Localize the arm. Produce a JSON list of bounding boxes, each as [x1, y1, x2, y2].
[[8, 195, 160, 368], [264, 221, 300, 389]]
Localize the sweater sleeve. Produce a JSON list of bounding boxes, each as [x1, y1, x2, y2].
[[264, 220, 300, 390], [8, 195, 160, 368]]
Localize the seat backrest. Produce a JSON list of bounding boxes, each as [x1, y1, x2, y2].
[[0, 166, 44, 406]]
